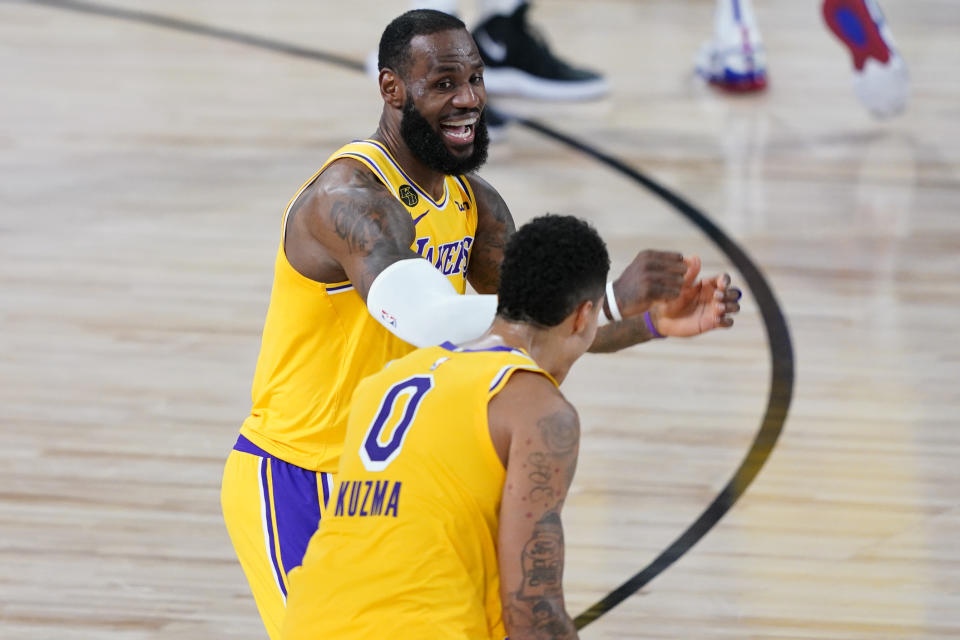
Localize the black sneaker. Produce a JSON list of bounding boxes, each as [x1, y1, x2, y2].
[[472, 3, 609, 101]]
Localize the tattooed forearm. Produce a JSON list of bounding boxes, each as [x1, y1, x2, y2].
[[527, 452, 556, 503], [526, 408, 579, 501], [468, 215, 513, 293], [588, 314, 657, 353], [505, 509, 578, 640], [466, 175, 515, 294], [519, 510, 563, 599], [467, 238, 507, 293]]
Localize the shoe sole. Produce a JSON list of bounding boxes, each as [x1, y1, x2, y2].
[[822, 0, 893, 71], [709, 74, 767, 93], [482, 67, 609, 101], [697, 58, 768, 93], [696, 13, 768, 93]]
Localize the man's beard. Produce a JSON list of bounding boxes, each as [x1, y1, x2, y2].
[[400, 100, 489, 175]]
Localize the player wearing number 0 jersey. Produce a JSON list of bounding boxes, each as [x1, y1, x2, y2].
[[283, 215, 610, 640], [284, 344, 553, 639], [220, 138, 478, 638]]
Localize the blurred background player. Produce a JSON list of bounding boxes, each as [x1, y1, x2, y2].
[[821, 0, 908, 119], [282, 214, 613, 640], [696, 0, 908, 118]]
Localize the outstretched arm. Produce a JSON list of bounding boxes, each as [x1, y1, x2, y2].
[[289, 158, 420, 299], [590, 255, 741, 352], [290, 159, 498, 347], [491, 372, 580, 640]]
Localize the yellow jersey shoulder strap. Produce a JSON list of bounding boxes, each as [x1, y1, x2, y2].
[[434, 341, 559, 397], [324, 139, 455, 210]]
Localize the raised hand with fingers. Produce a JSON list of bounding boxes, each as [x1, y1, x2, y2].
[[607, 250, 688, 319], [650, 255, 742, 338]]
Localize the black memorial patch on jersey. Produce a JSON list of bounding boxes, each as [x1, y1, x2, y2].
[[398, 184, 419, 207]]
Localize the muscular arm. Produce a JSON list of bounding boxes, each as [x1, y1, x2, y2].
[[286, 159, 499, 346], [284, 158, 419, 300], [490, 372, 579, 640], [590, 256, 741, 352], [589, 314, 659, 353], [465, 173, 515, 294]]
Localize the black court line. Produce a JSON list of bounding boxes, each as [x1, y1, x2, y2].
[[516, 119, 794, 628], [18, 0, 794, 631], [15, 0, 365, 71]]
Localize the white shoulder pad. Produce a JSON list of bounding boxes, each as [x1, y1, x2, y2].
[[366, 258, 497, 348]]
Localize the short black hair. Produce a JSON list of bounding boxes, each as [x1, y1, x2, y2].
[[378, 10, 466, 77], [497, 215, 610, 327]]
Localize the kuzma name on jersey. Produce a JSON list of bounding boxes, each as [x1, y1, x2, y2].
[[332, 479, 402, 518]]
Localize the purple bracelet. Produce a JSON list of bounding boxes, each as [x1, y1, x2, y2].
[[644, 310, 664, 339]]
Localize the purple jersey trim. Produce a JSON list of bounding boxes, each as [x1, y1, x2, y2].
[[454, 174, 472, 203], [440, 340, 524, 354], [234, 434, 270, 457], [259, 458, 287, 598], [321, 473, 332, 507], [236, 434, 330, 585], [356, 139, 449, 208], [489, 365, 516, 392], [268, 456, 324, 579], [326, 283, 354, 294], [340, 151, 392, 189]]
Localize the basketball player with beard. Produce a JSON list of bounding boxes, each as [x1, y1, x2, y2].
[[220, 10, 742, 639]]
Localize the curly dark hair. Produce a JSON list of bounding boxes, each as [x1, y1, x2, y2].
[[497, 215, 610, 327], [378, 10, 466, 77]]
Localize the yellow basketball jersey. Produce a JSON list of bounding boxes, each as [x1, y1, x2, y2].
[[239, 140, 479, 472], [282, 342, 556, 640]]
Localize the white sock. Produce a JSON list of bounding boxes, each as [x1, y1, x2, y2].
[[714, 0, 759, 31]]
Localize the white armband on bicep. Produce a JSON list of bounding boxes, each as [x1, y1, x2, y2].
[[366, 258, 497, 348]]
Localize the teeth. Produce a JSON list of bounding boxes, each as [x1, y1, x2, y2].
[[446, 127, 472, 140], [442, 116, 478, 127]]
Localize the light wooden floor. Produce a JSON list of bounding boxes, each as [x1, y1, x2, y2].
[[2, 0, 959, 638]]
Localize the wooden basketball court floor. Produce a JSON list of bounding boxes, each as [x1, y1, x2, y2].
[[1, 0, 958, 637]]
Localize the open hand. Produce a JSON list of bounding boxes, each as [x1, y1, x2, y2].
[[652, 256, 741, 337], [611, 250, 688, 317]]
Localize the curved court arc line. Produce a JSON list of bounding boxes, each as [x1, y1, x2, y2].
[[18, 0, 795, 630], [515, 119, 794, 628]]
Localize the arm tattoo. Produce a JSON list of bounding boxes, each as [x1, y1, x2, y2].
[[503, 406, 579, 639], [525, 408, 579, 505], [329, 199, 382, 253], [527, 453, 556, 504], [505, 508, 577, 639], [325, 168, 416, 295], [467, 180, 515, 294], [520, 511, 564, 599], [537, 411, 578, 457], [588, 314, 656, 353]]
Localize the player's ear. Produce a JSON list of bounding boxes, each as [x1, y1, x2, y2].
[[380, 68, 405, 109], [570, 299, 595, 336]]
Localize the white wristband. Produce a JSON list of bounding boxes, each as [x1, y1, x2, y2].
[[605, 280, 623, 322]]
